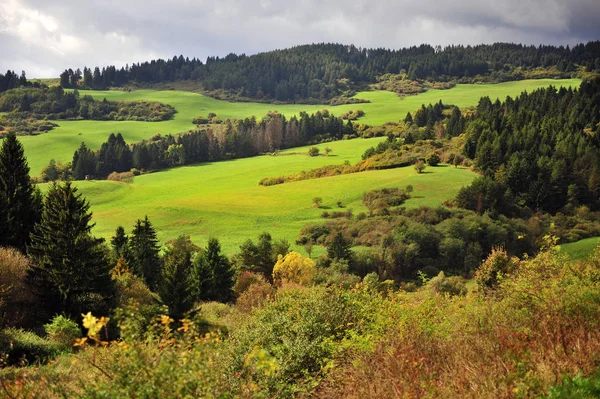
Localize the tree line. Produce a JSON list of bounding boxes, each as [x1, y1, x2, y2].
[[457, 76, 600, 215], [0, 86, 175, 129], [62, 110, 355, 180], [61, 41, 600, 101], [0, 70, 35, 93]]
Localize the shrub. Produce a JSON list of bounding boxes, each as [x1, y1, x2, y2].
[[314, 258, 361, 288], [427, 271, 467, 296], [236, 281, 274, 313], [308, 146, 320, 157], [0, 247, 34, 328], [44, 315, 81, 350], [426, 152, 441, 166], [475, 248, 517, 292], [234, 271, 268, 296], [230, 286, 361, 395], [414, 159, 426, 174], [272, 251, 316, 286], [107, 171, 135, 183], [0, 328, 60, 366], [312, 196, 323, 208]]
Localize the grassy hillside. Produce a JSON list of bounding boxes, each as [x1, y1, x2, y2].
[[562, 237, 600, 260], [20, 79, 580, 175], [41, 138, 476, 254]]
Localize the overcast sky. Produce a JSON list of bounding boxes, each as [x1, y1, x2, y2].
[[1, 0, 599, 78]]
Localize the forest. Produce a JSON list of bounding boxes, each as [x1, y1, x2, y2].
[[60, 41, 600, 101], [0, 86, 175, 136]]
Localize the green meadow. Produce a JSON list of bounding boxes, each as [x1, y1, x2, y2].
[[21, 79, 580, 176], [44, 138, 476, 254], [561, 237, 600, 260]]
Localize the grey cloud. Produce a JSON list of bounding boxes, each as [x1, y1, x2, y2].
[[1, 0, 599, 78]]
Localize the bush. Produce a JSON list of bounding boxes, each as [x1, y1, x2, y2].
[[308, 146, 320, 157], [426, 152, 441, 166], [234, 271, 268, 296], [236, 281, 274, 313], [314, 258, 361, 288], [427, 271, 467, 296], [475, 248, 518, 292], [0, 328, 60, 366], [230, 286, 361, 394], [0, 247, 34, 328], [414, 159, 426, 173], [107, 171, 135, 183], [44, 315, 81, 350], [272, 251, 316, 286]]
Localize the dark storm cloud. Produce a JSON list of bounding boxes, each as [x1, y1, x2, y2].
[[1, 0, 599, 77]]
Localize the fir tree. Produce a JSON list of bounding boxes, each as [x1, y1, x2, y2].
[[129, 216, 161, 290], [72, 142, 97, 180], [158, 235, 198, 319], [26, 182, 114, 319], [190, 238, 234, 303], [327, 232, 353, 263], [110, 225, 129, 261], [0, 132, 42, 250]]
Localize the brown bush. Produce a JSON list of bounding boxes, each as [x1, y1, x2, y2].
[[233, 271, 267, 297], [107, 171, 134, 183], [236, 280, 274, 313], [0, 247, 35, 328]]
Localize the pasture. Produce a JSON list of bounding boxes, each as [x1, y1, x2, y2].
[[44, 138, 477, 254], [20, 79, 580, 175], [561, 237, 600, 260]]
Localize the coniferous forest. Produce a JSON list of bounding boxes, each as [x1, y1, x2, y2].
[[59, 41, 600, 101]]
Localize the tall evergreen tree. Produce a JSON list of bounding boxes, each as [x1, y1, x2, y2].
[[26, 182, 114, 319], [72, 142, 97, 180], [205, 238, 234, 303], [327, 232, 354, 263], [191, 238, 234, 303], [129, 216, 161, 290], [110, 226, 129, 261], [0, 132, 42, 250], [158, 235, 198, 320]]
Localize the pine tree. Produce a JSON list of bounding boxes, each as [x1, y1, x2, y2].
[[0, 132, 42, 250], [190, 238, 234, 303], [110, 226, 129, 260], [129, 216, 161, 290], [206, 238, 234, 303], [327, 232, 353, 263], [72, 142, 97, 180], [158, 235, 198, 319], [27, 182, 114, 319]]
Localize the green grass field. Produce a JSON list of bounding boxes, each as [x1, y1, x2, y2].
[[20, 79, 580, 176], [44, 138, 476, 254], [561, 237, 600, 260]]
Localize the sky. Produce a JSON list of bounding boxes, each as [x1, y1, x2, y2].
[[1, 0, 599, 78]]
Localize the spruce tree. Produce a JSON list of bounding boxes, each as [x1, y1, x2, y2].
[[129, 216, 161, 290], [190, 238, 234, 303], [110, 225, 129, 262], [159, 235, 198, 319], [27, 182, 114, 319], [72, 142, 97, 180], [0, 132, 42, 251], [327, 232, 353, 263], [205, 238, 234, 303]]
